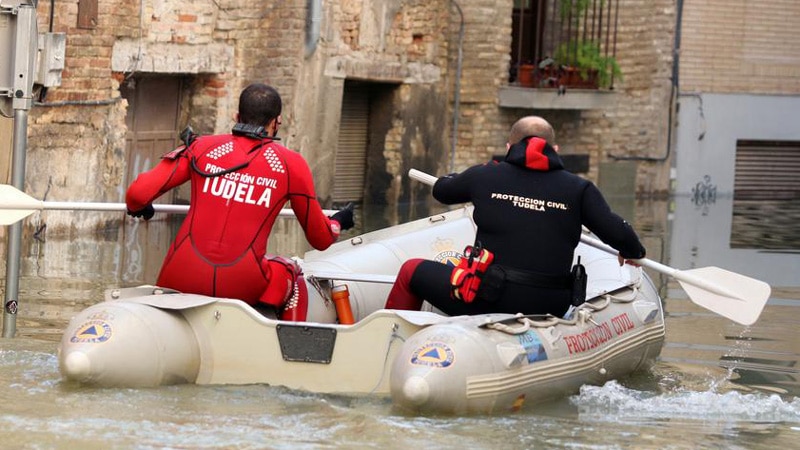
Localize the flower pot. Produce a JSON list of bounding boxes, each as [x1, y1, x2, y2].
[[518, 64, 536, 87], [558, 66, 599, 89]]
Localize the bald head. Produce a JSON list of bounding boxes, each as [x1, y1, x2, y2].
[[508, 116, 556, 145]]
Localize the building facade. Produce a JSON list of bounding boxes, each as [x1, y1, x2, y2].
[[3, 0, 676, 286], [670, 0, 800, 285]]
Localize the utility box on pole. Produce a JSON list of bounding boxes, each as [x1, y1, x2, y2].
[[35, 31, 65, 89], [1, 1, 38, 117]]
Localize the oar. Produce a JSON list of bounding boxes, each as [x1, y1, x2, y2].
[[0, 184, 337, 226], [408, 168, 771, 326], [305, 271, 396, 284]]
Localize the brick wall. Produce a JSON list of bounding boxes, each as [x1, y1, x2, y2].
[[680, 0, 800, 94], [20, 0, 679, 228], [446, 0, 676, 200], [444, 0, 513, 171], [14, 0, 681, 238], [0, 0, 683, 334]]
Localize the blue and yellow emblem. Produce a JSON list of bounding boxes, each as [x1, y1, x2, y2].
[[70, 321, 112, 343], [410, 342, 455, 368], [431, 238, 462, 266], [434, 250, 462, 267]]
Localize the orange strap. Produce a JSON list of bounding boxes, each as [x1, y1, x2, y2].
[[450, 245, 494, 303]]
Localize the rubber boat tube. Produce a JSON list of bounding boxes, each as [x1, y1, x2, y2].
[[58, 296, 201, 387]]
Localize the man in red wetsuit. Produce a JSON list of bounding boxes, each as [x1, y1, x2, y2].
[[385, 116, 645, 317], [126, 83, 354, 316]]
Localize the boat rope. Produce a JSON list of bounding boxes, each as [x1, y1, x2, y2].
[[369, 322, 405, 395], [605, 285, 640, 303], [484, 283, 642, 335], [484, 314, 532, 334]]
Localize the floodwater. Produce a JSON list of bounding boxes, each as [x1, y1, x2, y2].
[[1, 196, 799, 449]]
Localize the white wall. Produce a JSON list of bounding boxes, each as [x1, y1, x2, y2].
[[670, 93, 800, 286]]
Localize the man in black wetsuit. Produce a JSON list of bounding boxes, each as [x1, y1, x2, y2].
[[385, 116, 646, 317]]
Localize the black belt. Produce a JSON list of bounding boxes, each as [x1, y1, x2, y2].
[[493, 265, 572, 289]]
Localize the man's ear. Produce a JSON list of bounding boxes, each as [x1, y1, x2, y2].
[[552, 144, 559, 153], [267, 115, 281, 137]]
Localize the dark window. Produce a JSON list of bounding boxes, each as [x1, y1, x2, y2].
[[511, 0, 621, 89], [511, 0, 546, 79], [731, 140, 800, 250]]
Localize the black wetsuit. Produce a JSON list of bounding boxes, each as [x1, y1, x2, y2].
[[386, 136, 646, 317]]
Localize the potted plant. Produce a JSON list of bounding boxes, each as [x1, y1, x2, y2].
[[553, 0, 622, 89], [554, 40, 622, 89]]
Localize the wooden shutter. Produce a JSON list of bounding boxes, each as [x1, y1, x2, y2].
[[734, 140, 800, 200], [334, 85, 369, 203], [732, 140, 800, 249]]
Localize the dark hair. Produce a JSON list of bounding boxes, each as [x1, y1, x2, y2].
[[238, 83, 282, 125]]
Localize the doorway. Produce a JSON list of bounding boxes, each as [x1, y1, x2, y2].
[[119, 75, 187, 284], [335, 80, 396, 233]]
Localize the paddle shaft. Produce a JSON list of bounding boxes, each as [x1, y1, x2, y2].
[[0, 201, 335, 217], [0, 184, 336, 218], [0, 201, 190, 214], [577, 234, 742, 299]]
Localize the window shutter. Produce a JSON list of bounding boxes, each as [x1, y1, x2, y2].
[[334, 87, 369, 203]]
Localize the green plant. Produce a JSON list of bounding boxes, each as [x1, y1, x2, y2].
[[555, 40, 622, 88], [559, 0, 593, 19]]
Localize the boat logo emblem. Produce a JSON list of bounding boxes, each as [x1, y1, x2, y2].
[[432, 239, 462, 266], [434, 250, 462, 267], [410, 342, 454, 368], [70, 320, 113, 343]]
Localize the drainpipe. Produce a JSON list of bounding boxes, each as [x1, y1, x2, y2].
[[305, 0, 321, 58], [449, 0, 464, 173], [609, 0, 683, 162]]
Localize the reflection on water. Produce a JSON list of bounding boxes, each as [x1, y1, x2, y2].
[[0, 197, 798, 448], [732, 198, 800, 250]]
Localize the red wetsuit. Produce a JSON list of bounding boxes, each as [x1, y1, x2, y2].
[[125, 133, 339, 306]]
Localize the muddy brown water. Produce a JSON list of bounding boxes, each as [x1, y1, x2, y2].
[[0, 198, 798, 449]]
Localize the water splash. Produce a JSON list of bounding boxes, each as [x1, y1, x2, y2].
[[572, 380, 800, 422]]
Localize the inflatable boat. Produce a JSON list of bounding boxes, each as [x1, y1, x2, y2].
[[58, 206, 666, 414]]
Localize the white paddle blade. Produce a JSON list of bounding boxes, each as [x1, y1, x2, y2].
[[677, 266, 771, 326], [0, 184, 42, 209], [0, 184, 41, 224], [0, 209, 36, 225]]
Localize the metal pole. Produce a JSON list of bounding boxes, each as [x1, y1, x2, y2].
[[3, 2, 37, 338], [3, 109, 28, 338], [449, 0, 464, 173]]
